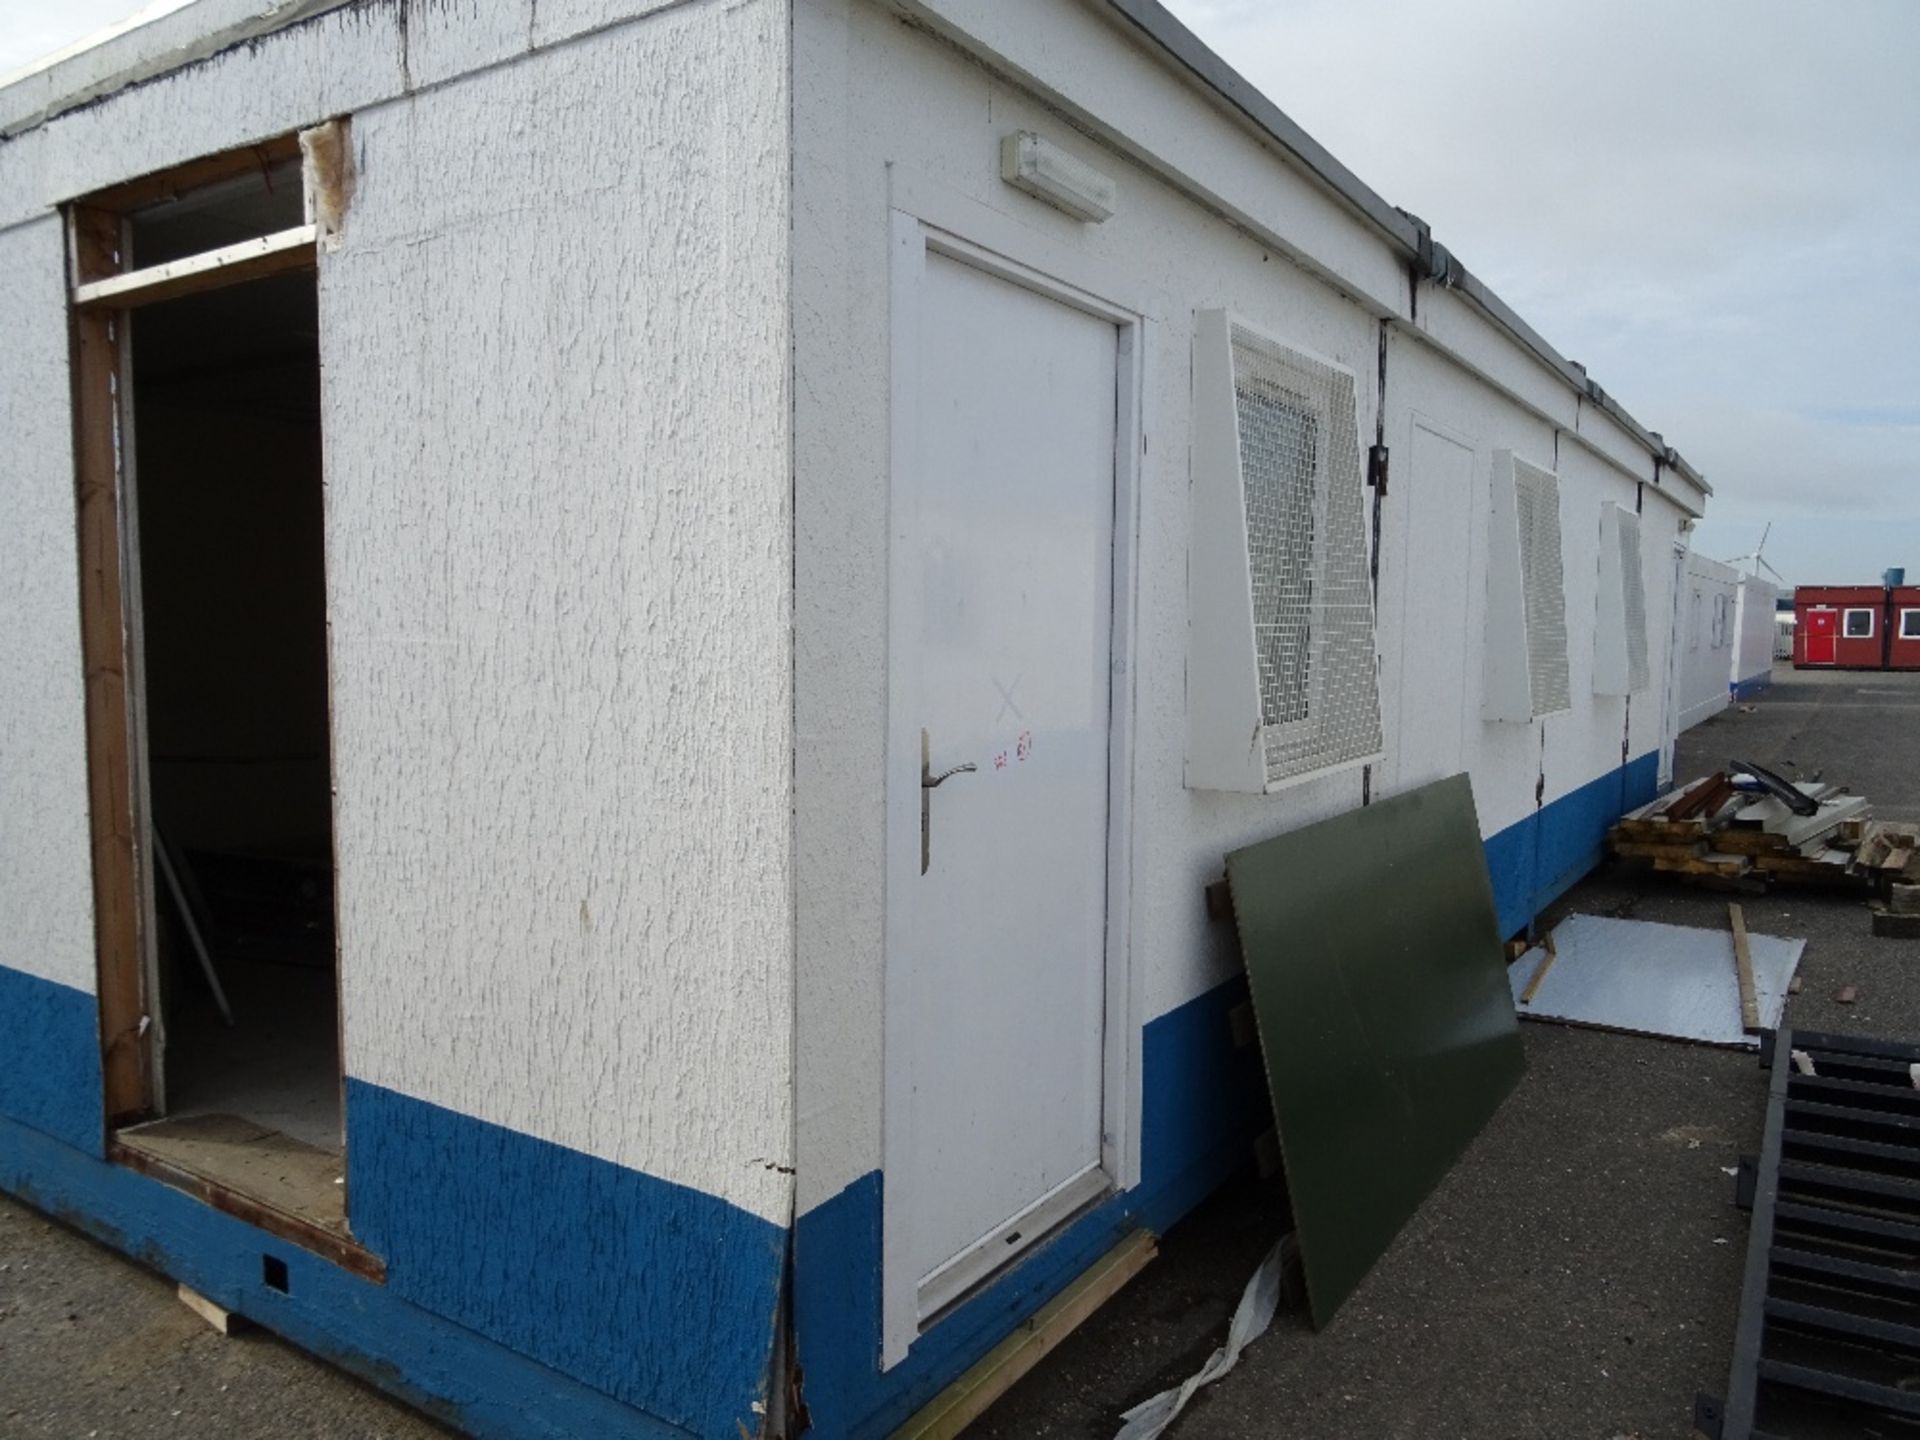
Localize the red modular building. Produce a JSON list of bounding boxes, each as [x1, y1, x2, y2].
[[1891, 586, 1920, 671], [1795, 586, 1891, 669]]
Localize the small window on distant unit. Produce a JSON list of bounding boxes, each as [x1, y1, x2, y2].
[[1903, 609, 1920, 640], [1845, 608, 1876, 639], [1184, 310, 1383, 793]]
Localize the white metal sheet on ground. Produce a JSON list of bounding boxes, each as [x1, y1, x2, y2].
[[1511, 913, 1804, 1049]]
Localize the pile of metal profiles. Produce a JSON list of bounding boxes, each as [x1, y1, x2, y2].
[[1611, 769, 1920, 892], [1697, 1028, 1920, 1439]]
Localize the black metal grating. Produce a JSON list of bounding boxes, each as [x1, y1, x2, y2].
[[1699, 1027, 1920, 1439]]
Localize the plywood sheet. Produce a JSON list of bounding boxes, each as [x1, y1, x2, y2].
[[118, 1113, 345, 1234], [1511, 913, 1803, 1048], [1226, 773, 1525, 1329]]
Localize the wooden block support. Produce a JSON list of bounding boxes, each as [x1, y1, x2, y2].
[[1729, 903, 1760, 1033], [177, 1283, 252, 1336], [1204, 877, 1234, 922], [1872, 907, 1920, 941], [1518, 937, 1557, 1006], [890, 1230, 1157, 1440]]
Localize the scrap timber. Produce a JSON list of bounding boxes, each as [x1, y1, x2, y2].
[[1608, 771, 1920, 895]]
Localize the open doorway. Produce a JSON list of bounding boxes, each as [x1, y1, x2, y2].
[[70, 144, 358, 1257]]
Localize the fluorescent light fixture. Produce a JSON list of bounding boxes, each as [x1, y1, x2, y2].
[[999, 131, 1115, 223]]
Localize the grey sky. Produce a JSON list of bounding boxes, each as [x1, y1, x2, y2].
[[5, 1, 1913, 584], [1161, 0, 1920, 586]]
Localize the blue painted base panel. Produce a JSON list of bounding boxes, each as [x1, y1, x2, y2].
[[0, 1110, 700, 1439], [346, 1081, 785, 1439], [1731, 671, 1771, 701], [0, 976, 786, 1440], [0, 966, 104, 1157], [1485, 752, 1658, 940]]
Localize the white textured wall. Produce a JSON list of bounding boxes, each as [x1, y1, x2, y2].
[[0, 215, 98, 995], [1680, 554, 1741, 731], [1732, 577, 1780, 686], [322, 0, 792, 1224], [0, 0, 792, 1222], [791, 0, 1701, 1213]]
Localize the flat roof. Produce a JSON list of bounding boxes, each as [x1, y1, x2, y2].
[[0, 0, 1710, 495]]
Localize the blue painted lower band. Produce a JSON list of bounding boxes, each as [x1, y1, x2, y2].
[[345, 1080, 786, 1439], [0, 965, 104, 1157], [0, 1107, 696, 1439], [1731, 671, 1771, 701], [1484, 751, 1658, 939], [0, 968, 785, 1440]]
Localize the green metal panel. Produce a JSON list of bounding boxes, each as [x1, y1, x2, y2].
[[1226, 773, 1525, 1327]]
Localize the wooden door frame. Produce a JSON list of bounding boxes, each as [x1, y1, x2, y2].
[[64, 136, 318, 1134], [69, 204, 153, 1127], [878, 209, 1145, 1368]]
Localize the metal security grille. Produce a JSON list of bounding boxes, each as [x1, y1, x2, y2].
[[1698, 1027, 1920, 1440], [1619, 508, 1651, 691], [1512, 458, 1571, 716], [1229, 325, 1382, 785]]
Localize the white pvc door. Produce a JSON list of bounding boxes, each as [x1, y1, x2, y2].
[[1394, 420, 1477, 788], [884, 234, 1120, 1360]]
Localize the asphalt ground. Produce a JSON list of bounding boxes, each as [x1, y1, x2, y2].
[[3, 663, 1916, 1439]]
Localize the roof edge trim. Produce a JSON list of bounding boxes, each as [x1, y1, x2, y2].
[[1100, 0, 1709, 494], [0, 0, 356, 140]]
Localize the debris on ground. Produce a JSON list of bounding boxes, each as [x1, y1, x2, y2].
[[1608, 764, 1920, 897], [1834, 985, 1858, 1005]]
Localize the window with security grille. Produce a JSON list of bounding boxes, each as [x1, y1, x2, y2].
[[1618, 509, 1651, 690], [1228, 323, 1382, 786], [1510, 458, 1571, 715], [1845, 608, 1875, 638]]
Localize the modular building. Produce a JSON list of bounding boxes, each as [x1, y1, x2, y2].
[[0, 2, 1712, 1436], [1888, 586, 1920, 671], [1729, 576, 1780, 700], [1676, 554, 1740, 731], [1796, 585, 1893, 669]]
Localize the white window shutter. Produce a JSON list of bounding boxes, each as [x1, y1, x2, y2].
[[1594, 503, 1650, 696], [1482, 451, 1571, 721], [1185, 311, 1383, 792]]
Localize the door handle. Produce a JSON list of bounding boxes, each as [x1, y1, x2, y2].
[[921, 728, 977, 875]]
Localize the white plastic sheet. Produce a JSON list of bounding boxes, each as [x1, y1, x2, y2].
[[1112, 1238, 1288, 1440]]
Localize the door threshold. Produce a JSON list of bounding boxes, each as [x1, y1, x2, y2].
[[112, 1116, 383, 1282], [917, 1165, 1110, 1328]]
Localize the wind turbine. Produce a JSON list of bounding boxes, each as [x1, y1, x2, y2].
[[1724, 522, 1786, 585]]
